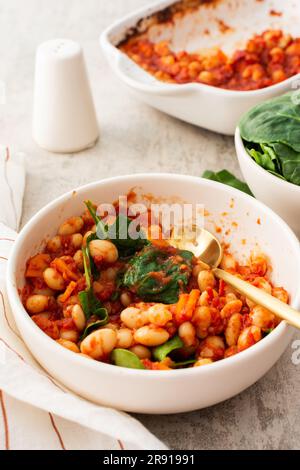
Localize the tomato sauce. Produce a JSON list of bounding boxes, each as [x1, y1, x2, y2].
[[119, 30, 300, 91]]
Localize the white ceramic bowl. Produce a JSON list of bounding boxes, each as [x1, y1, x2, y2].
[[235, 127, 300, 237], [6, 174, 300, 414], [100, 0, 300, 135]]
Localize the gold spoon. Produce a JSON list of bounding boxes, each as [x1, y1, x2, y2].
[[174, 227, 300, 330]]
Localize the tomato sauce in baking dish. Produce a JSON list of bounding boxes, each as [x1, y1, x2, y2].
[[20, 199, 289, 370], [119, 29, 300, 91]]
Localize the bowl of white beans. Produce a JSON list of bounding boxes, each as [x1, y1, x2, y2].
[[6, 173, 300, 413]]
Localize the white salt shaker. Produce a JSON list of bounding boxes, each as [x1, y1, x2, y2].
[[33, 39, 99, 153]]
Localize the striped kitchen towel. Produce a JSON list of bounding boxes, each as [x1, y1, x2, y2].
[[0, 147, 167, 450]]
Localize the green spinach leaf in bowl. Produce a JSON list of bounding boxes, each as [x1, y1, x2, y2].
[[239, 90, 300, 186]]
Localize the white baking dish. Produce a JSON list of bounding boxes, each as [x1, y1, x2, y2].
[[100, 0, 300, 135]]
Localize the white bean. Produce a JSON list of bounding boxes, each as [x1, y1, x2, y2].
[[120, 307, 149, 329], [60, 330, 79, 342], [147, 304, 172, 326], [43, 267, 65, 291], [56, 339, 80, 353], [192, 260, 210, 278], [134, 325, 169, 347], [178, 321, 196, 347], [120, 292, 132, 307], [26, 295, 49, 314], [46, 236, 62, 253], [193, 358, 213, 367], [89, 240, 118, 264], [71, 233, 83, 249], [73, 250, 84, 270], [129, 345, 151, 359], [220, 253, 237, 271], [80, 328, 117, 359], [58, 216, 84, 236], [197, 270, 215, 292], [225, 313, 242, 347], [116, 328, 134, 349], [71, 304, 86, 331]]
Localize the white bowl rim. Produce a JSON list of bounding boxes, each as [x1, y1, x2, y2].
[[235, 127, 300, 193], [100, 0, 300, 98], [6, 173, 300, 379]]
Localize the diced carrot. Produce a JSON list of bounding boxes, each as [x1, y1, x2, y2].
[[25, 254, 51, 278], [175, 290, 200, 324], [206, 287, 214, 300], [219, 279, 225, 296], [52, 258, 79, 281], [175, 293, 189, 321], [59, 281, 77, 303], [185, 289, 200, 318]]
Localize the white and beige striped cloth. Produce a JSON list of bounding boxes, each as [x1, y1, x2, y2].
[[0, 147, 167, 450]]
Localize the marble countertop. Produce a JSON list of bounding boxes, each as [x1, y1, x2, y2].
[[1, 0, 299, 450]]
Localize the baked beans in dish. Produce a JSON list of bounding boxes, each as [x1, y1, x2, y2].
[[21, 200, 289, 370], [119, 30, 300, 91]]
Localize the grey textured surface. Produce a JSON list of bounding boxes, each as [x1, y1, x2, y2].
[[1, 0, 299, 450]]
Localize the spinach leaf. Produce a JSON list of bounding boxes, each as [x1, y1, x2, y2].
[[81, 319, 108, 340], [239, 90, 300, 152], [107, 214, 149, 258], [111, 349, 145, 369], [239, 90, 300, 186], [152, 336, 184, 361], [84, 201, 148, 258], [79, 230, 108, 323], [269, 143, 300, 185], [84, 200, 107, 240], [79, 290, 108, 322], [171, 359, 197, 368], [247, 147, 276, 172], [263, 328, 274, 338], [123, 245, 193, 304], [202, 170, 253, 196]]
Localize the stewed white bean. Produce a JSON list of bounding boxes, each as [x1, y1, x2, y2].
[[225, 313, 242, 346], [43, 268, 65, 291], [116, 328, 134, 349], [199, 335, 225, 360], [197, 270, 216, 292], [80, 328, 117, 359], [58, 216, 84, 236], [56, 338, 80, 353], [70, 304, 86, 331], [46, 236, 62, 253], [73, 250, 84, 270], [71, 233, 83, 249], [178, 321, 196, 347], [120, 292, 132, 308], [193, 358, 213, 367], [89, 240, 119, 264], [134, 325, 169, 347], [120, 307, 149, 329], [129, 345, 151, 359], [26, 295, 49, 314], [220, 253, 237, 271], [147, 304, 172, 326], [192, 306, 211, 339], [33, 287, 55, 297], [60, 329, 79, 342], [249, 306, 275, 329]]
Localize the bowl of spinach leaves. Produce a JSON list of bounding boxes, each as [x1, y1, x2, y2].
[[235, 90, 300, 236]]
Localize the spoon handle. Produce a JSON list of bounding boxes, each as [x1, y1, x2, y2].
[[213, 268, 300, 330]]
